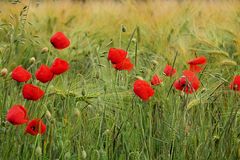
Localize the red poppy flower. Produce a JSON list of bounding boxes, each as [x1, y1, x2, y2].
[[50, 58, 69, 75], [187, 56, 207, 73], [113, 58, 134, 71], [6, 105, 28, 125], [133, 79, 154, 101], [173, 70, 200, 94], [22, 84, 44, 101], [108, 48, 128, 64], [151, 74, 163, 86], [25, 119, 46, 136], [11, 66, 32, 82], [163, 64, 176, 77], [50, 32, 70, 50], [35, 65, 54, 83], [229, 75, 240, 91]]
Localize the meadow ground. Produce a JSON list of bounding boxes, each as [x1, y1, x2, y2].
[[0, 0, 240, 159]]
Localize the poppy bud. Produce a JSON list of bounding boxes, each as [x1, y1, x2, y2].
[[29, 57, 36, 64], [41, 47, 49, 53], [64, 152, 71, 159], [135, 76, 143, 80], [35, 146, 42, 156], [73, 108, 80, 117], [103, 129, 110, 135], [104, 84, 107, 93], [121, 25, 127, 32], [238, 145, 240, 159], [82, 149, 87, 159], [132, 38, 137, 43], [45, 110, 52, 120], [82, 89, 86, 96], [1, 68, 8, 76], [151, 60, 158, 65]]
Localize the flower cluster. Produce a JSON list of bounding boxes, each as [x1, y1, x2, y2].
[[107, 51, 208, 101], [6, 32, 70, 136], [133, 64, 177, 101]]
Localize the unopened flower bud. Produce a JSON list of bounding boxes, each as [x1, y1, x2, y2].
[[29, 57, 36, 64], [238, 145, 240, 158], [104, 84, 107, 93], [64, 152, 71, 159], [82, 149, 87, 159], [82, 89, 86, 96], [1, 68, 8, 76], [45, 110, 52, 120], [103, 129, 110, 135], [132, 38, 137, 43], [35, 146, 42, 156], [121, 25, 127, 32], [152, 60, 158, 65], [74, 108, 80, 117], [135, 76, 143, 80], [41, 47, 49, 53]]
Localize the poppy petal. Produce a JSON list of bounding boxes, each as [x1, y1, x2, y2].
[[163, 64, 176, 77], [22, 84, 45, 101], [50, 58, 69, 75], [35, 65, 54, 83], [6, 105, 28, 125], [11, 66, 32, 82], [133, 79, 154, 101], [50, 32, 70, 50], [108, 48, 128, 64]]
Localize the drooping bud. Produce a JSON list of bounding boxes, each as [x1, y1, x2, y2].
[[82, 149, 87, 159], [29, 57, 36, 64], [45, 110, 52, 120], [135, 76, 143, 80], [41, 47, 49, 54], [35, 146, 42, 156], [73, 108, 80, 117], [1, 68, 8, 76]]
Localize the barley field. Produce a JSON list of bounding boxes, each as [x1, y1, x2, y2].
[[0, 0, 240, 159]]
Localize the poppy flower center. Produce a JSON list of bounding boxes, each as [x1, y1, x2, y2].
[[31, 126, 37, 131], [233, 84, 239, 90], [181, 83, 187, 88]]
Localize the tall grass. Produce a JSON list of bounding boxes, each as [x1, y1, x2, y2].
[[0, 0, 240, 159]]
